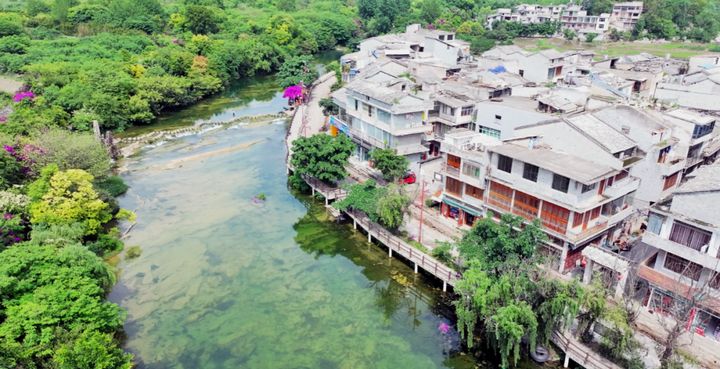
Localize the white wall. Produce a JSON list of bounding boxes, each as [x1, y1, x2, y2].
[[475, 101, 550, 139]]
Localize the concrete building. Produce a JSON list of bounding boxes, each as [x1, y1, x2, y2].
[[609, 2, 644, 32], [486, 4, 566, 28], [637, 164, 720, 343], [342, 24, 471, 82], [560, 5, 610, 36], [592, 106, 686, 208], [330, 69, 433, 163], [438, 129, 639, 273], [481, 46, 567, 83]]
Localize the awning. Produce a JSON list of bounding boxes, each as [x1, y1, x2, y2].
[[442, 196, 483, 216]]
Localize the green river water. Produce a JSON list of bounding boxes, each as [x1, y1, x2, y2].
[[109, 66, 546, 369]]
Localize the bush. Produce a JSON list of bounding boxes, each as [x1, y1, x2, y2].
[[95, 176, 129, 197], [431, 242, 453, 265], [87, 234, 124, 256]]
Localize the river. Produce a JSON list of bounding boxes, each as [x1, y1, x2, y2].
[[109, 65, 544, 369]]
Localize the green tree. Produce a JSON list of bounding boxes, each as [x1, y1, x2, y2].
[[585, 32, 598, 42], [290, 134, 354, 183], [277, 55, 318, 88], [29, 168, 112, 235], [582, 0, 615, 15], [53, 330, 132, 369], [370, 148, 408, 182], [457, 213, 546, 277], [563, 28, 576, 40], [419, 0, 442, 24], [183, 5, 221, 34], [376, 184, 409, 229]]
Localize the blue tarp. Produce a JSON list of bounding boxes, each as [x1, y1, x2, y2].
[[489, 65, 507, 74]]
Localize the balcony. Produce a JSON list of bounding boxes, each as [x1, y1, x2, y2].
[[603, 177, 640, 198], [659, 158, 685, 176], [442, 162, 461, 177], [643, 232, 720, 272]]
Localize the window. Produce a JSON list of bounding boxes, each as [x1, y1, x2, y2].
[[365, 104, 374, 117], [647, 212, 665, 235], [541, 202, 570, 233], [581, 183, 596, 193], [663, 171, 679, 190], [551, 174, 570, 193], [522, 163, 539, 182], [669, 221, 712, 251], [354, 99, 358, 110], [664, 254, 702, 281], [615, 170, 629, 181], [461, 106, 473, 116], [495, 114, 502, 120], [590, 206, 601, 220], [479, 125, 501, 138], [497, 155, 513, 173], [573, 211, 584, 227], [447, 154, 461, 169], [513, 191, 540, 220], [462, 162, 481, 178], [692, 121, 715, 139], [488, 181, 513, 211], [465, 184, 483, 200], [377, 109, 391, 123], [445, 177, 462, 196]]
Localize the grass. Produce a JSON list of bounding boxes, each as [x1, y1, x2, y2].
[[515, 38, 720, 59]]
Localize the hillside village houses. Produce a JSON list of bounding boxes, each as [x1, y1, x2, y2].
[[486, 2, 644, 38], [330, 23, 720, 354]]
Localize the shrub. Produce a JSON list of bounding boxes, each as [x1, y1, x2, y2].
[[95, 176, 129, 197], [125, 245, 141, 259]]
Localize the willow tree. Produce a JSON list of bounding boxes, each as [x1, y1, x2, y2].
[[453, 213, 584, 368]]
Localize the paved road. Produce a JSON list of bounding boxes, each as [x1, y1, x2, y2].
[[286, 72, 336, 150]]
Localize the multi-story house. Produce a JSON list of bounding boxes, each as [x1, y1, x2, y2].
[[638, 164, 720, 343], [654, 109, 717, 176], [609, 2, 643, 32], [438, 130, 638, 273], [560, 5, 610, 36], [482, 46, 567, 83], [330, 75, 433, 163], [591, 106, 686, 208]]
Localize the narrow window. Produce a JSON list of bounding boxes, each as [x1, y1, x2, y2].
[[522, 163, 539, 182]]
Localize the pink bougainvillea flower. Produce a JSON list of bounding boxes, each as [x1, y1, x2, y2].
[[13, 91, 35, 103], [283, 85, 304, 99]]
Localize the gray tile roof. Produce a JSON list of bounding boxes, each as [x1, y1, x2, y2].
[[566, 114, 637, 154]]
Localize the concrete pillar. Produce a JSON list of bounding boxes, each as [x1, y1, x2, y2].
[[615, 272, 628, 299], [582, 259, 594, 284], [312, 188, 315, 196], [325, 197, 329, 206], [646, 288, 654, 309], [353, 219, 357, 230], [414, 263, 418, 273], [443, 281, 447, 292], [563, 354, 570, 368], [388, 248, 393, 258], [558, 243, 569, 273], [368, 232, 372, 243]]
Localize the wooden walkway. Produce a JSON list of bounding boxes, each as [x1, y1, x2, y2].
[[299, 175, 460, 291], [345, 210, 461, 291], [552, 330, 623, 369]]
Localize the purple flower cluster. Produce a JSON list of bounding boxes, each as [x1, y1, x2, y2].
[[13, 91, 35, 103], [3, 143, 44, 176]]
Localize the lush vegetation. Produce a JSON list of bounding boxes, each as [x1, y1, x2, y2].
[[452, 213, 645, 368], [0, 128, 134, 368], [0, 0, 358, 133], [290, 133, 354, 184], [369, 148, 408, 182], [334, 180, 410, 229]]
